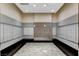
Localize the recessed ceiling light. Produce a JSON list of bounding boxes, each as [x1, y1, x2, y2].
[[25, 10, 29, 12], [33, 4, 37, 7], [51, 10, 54, 12], [43, 4, 47, 7]]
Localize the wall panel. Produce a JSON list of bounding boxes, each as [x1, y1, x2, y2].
[[56, 14, 78, 50], [23, 23, 34, 39], [0, 24, 4, 43], [0, 14, 22, 50]]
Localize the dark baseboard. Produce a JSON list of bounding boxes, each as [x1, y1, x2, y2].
[[0, 39, 53, 56], [1, 38, 78, 56], [22, 38, 34, 42], [52, 39, 78, 56], [33, 40, 53, 42], [1, 39, 27, 56], [23, 38, 53, 42]]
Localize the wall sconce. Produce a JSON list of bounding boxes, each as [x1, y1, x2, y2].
[[44, 24, 46, 27]]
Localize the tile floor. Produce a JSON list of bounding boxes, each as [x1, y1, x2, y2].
[[14, 42, 66, 56]]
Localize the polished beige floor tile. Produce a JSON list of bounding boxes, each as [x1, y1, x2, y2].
[[14, 43, 65, 56]]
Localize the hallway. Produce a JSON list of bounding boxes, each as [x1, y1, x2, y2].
[[0, 3, 78, 56], [14, 42, 65, 56]]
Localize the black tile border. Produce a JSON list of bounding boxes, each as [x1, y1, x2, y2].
[[1, 39, 27, 56], [53, 39, 78, 56], [22, 38, 53, 42], [1, 38, 78, 56]]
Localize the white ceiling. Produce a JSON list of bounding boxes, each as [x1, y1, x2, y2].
[[15, 3, 64, 13]]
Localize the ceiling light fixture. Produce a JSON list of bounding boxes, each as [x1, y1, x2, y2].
[[33, 4, 37, 7], [51, 9, 54, 12], [43, 4, 47, 7], [25, 10, 29, 12]]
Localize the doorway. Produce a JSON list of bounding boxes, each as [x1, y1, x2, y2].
[[34, 22, 52, 41]]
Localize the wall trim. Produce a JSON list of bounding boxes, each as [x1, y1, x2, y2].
[[58, 23, 78, 27], [0, 36, 23, 44], [56, 36, 78, 44]]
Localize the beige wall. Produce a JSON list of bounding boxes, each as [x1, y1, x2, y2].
[[22, 13, 58, 23], [0, 3, 22, 21], [22, 13, 34, 23], [52, 14, 58, 23], [57, 3, 78, 22], [34, 13, 52, 22]]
